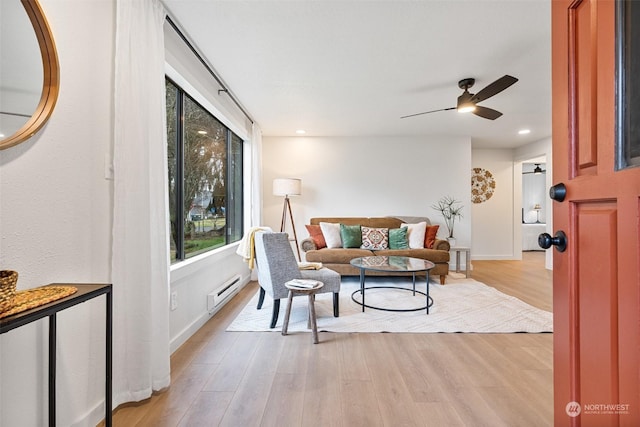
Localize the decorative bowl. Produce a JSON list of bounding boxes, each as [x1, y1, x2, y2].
[[0, 270, 18, 313]]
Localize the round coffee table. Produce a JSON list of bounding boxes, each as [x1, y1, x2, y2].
[[350, 256, 435, 314]]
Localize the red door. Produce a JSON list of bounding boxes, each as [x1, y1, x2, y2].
[[552, 0, 640, 425]]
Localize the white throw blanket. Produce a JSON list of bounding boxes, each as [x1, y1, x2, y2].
[[236, 226, 272, 268]]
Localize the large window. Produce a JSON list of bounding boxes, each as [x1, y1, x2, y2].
[[166, 78, 243, 262]]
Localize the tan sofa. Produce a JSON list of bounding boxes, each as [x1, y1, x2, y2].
[[300, 216, 451, 284]]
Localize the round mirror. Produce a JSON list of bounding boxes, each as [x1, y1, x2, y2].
[[0, 0, 59, 150]]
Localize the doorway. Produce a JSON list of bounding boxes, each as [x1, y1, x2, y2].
[[515, 155, 553, 270]]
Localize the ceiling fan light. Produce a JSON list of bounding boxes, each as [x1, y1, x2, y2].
[[457, 104, 476, 113], [457, 91, 476, 113], [533, 164, 543, 174]]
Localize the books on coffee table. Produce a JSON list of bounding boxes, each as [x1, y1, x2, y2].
[[285, 279, 322, 289]]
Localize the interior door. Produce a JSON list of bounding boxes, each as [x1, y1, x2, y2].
[[552, 0, 640, 426]]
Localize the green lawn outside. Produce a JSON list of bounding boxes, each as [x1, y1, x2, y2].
[[184, 235, 225, 256]]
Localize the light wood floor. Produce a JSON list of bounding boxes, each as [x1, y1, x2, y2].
[[111, 252, 553, 426]]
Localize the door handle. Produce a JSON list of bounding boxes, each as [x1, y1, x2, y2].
[[538, 231, 567, 252], [549, 183, 566, 202]]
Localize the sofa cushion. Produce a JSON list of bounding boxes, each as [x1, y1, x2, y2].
[[305, 248, 375, 264], [361, 227, 389, 250], [424, 225, 440, 249], [340, 224, 362, 248], [401, 222, 427, 249], [388, 227, 410, 249], [305, 225, 327, 249], [374, 248, 450, 263], [320, 222, 342, 248]]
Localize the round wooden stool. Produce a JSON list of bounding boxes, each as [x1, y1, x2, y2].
[[282, 281, 324, 344]]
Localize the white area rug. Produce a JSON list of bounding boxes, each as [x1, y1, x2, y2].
[[227, 276, 553, 333]]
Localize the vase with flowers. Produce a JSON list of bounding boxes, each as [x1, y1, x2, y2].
[[431, 195, 463, 246]]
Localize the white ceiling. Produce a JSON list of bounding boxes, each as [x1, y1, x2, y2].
[[162, 0, 551, 149]]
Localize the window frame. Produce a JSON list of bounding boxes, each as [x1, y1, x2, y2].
[[166, 76, 244, 263]]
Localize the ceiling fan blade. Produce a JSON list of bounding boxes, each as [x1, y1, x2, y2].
[[400, 107, 455, 119], [472, 106, 503, 120], [471, 75, 518, 103]]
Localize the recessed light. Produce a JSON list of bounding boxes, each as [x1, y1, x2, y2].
[[518, 129, 531, 135], [295, 129, 306, 135], [197, 130, 207, 135]]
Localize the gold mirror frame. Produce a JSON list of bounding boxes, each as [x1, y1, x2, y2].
[[0, 0, 59, 150]]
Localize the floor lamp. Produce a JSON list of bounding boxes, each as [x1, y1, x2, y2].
[[273, 178, 302, 261]]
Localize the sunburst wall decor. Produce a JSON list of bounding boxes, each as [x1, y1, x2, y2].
[[471, 168, 496, 204]]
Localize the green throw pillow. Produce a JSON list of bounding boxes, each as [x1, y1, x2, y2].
[[389, 227, 410, 249], [340, 224, 362, 248]]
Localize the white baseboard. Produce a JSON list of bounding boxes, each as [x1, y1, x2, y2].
[[470, 255, 520, 260]]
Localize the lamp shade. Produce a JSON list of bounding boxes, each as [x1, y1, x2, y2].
[[534, 204, 542, 210], [273, 178, 302, 196]]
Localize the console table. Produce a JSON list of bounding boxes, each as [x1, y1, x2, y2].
[[0, 283, 112, 427]]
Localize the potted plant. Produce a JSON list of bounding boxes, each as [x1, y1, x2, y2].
[[431, 196, 463, 246]]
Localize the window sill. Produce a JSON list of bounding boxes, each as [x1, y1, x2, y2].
[[170, 242, 242, 281]]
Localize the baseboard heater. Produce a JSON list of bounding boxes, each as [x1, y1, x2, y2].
[[207, 274, 241, 313]]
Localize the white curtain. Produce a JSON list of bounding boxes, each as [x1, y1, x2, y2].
[[251, 123, 263, 227], [112, 0, 171, 407]]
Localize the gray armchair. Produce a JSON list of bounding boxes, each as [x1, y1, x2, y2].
[[254, 232, 341, 328]]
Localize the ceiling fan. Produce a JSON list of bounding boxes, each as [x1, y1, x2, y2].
[[401, 75, 518, 120], [523, 163, 546, 175]]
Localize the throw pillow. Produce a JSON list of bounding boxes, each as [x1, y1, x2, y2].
[[389, 227, 410, 249], [305, 224, 327, 249], [424, 225, 440, 249], [361, 227, 389, 250], [340, 224, 362, 248], [319, 222, 342, 248], [401, 221, 427, 249]]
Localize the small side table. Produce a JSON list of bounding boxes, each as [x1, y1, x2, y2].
[[282, 281, 324, 344], [451, 247, 471, 278]]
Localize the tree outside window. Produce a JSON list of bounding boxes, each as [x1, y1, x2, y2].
[[166, 78, 243, 262]]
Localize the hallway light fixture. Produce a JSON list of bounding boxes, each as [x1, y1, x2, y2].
[[523, 163, 546, 175]]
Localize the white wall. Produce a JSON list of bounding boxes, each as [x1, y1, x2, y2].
[[261, 136, 472, 257], [263, 136, 551, 270], [168, 245, 250, 353], [0, 1, 115, 426], [471, 149, 519, 260]]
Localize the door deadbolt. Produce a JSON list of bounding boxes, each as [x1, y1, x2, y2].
[[549, 183, 566, 202]]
